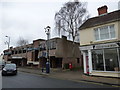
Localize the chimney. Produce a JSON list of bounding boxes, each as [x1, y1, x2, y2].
[[62, 35, 67, 40], [97, 5, 108, 15]]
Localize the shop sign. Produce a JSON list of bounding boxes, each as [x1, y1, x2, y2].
[[12, 57, 22, 59], [80, 46, 93, 50], [95, 43, 119, 49]]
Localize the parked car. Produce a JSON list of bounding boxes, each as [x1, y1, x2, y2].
[[2, 63, 17, 76]]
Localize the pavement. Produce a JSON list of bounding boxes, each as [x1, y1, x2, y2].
[[18, 66, 120, 87]]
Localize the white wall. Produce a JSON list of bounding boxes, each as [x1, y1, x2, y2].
[[88, 50, 92, 74], [82, 51, 87, 74], [79, 21, 119, 46]]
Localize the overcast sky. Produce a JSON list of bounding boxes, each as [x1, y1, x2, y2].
[[0, 0, 119, 54]]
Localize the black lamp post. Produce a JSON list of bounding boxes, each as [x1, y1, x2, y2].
[[44, 26, 51, 73]]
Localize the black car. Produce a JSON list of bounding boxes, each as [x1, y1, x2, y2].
[[2, 63, 17, 76]]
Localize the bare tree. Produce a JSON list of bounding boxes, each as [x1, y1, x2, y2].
[[17, 37, 29, 46], [54, 1, 89, 43]]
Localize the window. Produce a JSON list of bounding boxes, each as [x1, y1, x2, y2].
[[18, 50, 22, 54], [92, 50, 104, 71], [15, 51, 17, 54], [11, 50, 14, 55], [100, 26, 109, 40], [92, 48, 120, 71], [53, 41, 56, 49], [109, 25, 115, 38], [39, 43, 46, 51], [94, 25, 115, 41], [48, 41, 56, 50], [104, 48, 119, 71], [23, 50, 26, 53], [94, 28, 99, 40]]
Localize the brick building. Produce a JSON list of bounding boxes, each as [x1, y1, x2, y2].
[[3, 36, 82, 69]]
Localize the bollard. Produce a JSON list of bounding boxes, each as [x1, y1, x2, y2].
[[46, 62, 50, 73]]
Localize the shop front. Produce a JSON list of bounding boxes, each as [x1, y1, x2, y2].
[[11, 57, 27, 66], [80, 42, 120, 77]]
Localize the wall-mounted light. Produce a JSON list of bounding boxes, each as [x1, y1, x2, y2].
[[116, 42, 120, 47], [93, 45, 95, 49]]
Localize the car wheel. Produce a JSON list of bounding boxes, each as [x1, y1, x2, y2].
[[15, 72, 17, 75]]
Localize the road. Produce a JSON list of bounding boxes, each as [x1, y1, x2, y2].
[[2, 71, 117, 88]]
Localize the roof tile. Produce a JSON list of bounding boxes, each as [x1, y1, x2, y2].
[[79, 10, 120, 30]]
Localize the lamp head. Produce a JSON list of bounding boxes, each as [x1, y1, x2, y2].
[[46, 26, 51, 30], [117, 42, 120, 46], [45, 26, 51, 34]]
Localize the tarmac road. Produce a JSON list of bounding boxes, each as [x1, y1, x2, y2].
[[2, 71, 117, 88]]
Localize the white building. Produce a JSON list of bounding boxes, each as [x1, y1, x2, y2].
[[79, 6, 120, 77]]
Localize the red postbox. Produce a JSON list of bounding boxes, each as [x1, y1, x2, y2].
[[69, 63, 72, 69]]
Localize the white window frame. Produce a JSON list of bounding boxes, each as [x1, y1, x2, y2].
[[94, 24, 116, 41]]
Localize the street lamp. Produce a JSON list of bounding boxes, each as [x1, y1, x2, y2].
[[44, 26, 51, 73], [5, 36, 10, 50]]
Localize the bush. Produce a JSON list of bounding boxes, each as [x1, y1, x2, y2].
[[63, 63, 69, 69]]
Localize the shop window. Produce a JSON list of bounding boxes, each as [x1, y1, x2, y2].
[[104, 48, 119, 71], [92, 50, 104, 71]]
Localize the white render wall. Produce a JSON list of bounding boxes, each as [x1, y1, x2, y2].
[[81, 50, 93, 74], [79, 21, 119, 46], [82, 51, 87, 74], [88, 50, 92, 74]]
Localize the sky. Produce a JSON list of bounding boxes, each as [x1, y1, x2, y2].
[[0, 0, 120, 54]]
